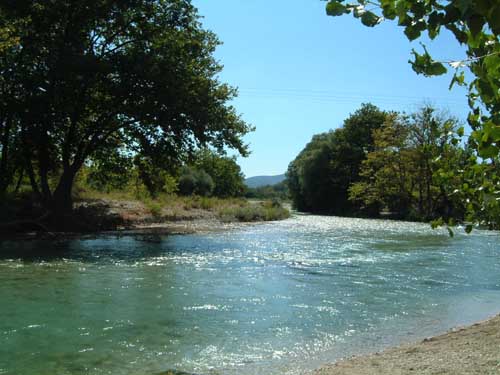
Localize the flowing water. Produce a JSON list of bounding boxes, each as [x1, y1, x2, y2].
[[1, 215, 499, 375]]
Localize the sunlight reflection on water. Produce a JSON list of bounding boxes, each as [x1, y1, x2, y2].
[[0, 215, 499, 375]]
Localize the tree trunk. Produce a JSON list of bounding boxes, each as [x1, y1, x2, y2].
[[51, 169, 76, 215], [14, 169, 24, 193], [0, 115, 13, 196], [25, 158, 42, 200]]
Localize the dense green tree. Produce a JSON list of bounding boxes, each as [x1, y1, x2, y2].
[[191, 149, 246, 198], [287, 103, 386, 214], [350, 106, 467, 220], [178, 167, 214, 197], [0, 0, 251, 216]]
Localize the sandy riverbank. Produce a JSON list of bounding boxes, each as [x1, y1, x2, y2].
[[313, 314, 500, 375]]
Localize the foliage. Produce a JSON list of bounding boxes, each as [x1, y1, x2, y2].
[[145, 200, 163, 219], [286, 103, 387, 214], [0, 0, 252, 215], [178, 167, 214, 197], [245, 181, 289, 200], [350, 106, 468, 221], [324, 0, 500, 228], [218, 201, 290, 222], [191, 149, 246, 198], [86, 149, 134, 193]]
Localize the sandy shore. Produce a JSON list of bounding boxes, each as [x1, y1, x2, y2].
[[313, 314, 500, 375]]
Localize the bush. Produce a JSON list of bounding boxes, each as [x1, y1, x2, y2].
[[218, 201, 290, 222], [178, 167, 214, 197], [178, 173, 197, 196], [145, 200, 163, 219]]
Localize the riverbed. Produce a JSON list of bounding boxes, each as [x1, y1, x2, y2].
[[1, 215, 499, 375]]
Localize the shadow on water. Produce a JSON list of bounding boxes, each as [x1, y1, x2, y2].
[[0, 234, 190, 263]]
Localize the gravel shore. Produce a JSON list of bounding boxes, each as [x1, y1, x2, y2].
[[313, 314, 500, 375]]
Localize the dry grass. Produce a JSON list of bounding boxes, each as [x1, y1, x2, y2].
[[75, 187, 290, 224]]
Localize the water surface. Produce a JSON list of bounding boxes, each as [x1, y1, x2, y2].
[[1, 215, 499, 375]]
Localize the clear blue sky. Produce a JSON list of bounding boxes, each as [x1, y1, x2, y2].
[[193, 0, 470, 178]]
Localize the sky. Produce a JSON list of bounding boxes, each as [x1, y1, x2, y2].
[[193, 0, 470, 178]]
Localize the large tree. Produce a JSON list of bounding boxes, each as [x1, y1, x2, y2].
[[0, 0, 251, 215], [350, 106, 468, 221], [191, 149, 246, 198], [287, 103, 386, 214]]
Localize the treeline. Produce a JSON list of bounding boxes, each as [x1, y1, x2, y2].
[[244, 181, 289, 201], [287, 104, 500, 227]]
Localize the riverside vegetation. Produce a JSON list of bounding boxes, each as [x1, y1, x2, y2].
[[0, 148, 290, 234], [287, 103, 500, 231], [0, 1, 290, 234]]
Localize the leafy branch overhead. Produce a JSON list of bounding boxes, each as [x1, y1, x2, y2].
[[325, 0, 500, 228], [325, 0, 500, 159]]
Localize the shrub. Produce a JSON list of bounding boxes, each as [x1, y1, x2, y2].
[[178, 167, 214, 197], [218, 201, 290, 222]]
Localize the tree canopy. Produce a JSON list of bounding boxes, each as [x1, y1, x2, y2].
[[287, 103, 386, 214], [350, 106, 469, 222], [0, 0, 252, 215]]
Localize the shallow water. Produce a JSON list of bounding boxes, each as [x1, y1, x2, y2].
[[0, 215, 499, 375]]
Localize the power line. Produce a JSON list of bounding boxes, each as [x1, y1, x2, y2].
[[236, 87, 467, 109]]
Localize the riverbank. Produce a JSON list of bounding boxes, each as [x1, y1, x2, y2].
[[313, 313, 500, 375], [0, 194, 290, 236]]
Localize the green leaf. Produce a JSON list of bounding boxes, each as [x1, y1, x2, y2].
[[380, 0, 396, 20], [478, 144, 499, 159], [404, 25, 422, 40], [361, 11, 380, 27], [467, 15, 485, 37], [428, 62, 447, 76], [449, 71, 466, 90], [326, 1, 349, 17], [410, 47, 447, 76], [491, 125, 500, 141], [455, 0, 474, 16], [488, 6, 500, 34], [457, 126, 465, 137]]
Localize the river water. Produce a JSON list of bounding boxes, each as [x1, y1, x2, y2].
[[0, 215, 499, 375]]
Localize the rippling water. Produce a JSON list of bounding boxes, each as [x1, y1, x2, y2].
[[1, 215, 499, 375]]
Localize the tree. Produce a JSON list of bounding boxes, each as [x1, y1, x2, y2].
[[178, 167, 214, 196], [349, 113, 414, 217], [0, 1, 251, 216], [191, 149, 246, 197], [325, 0, 500, 227], [350, 106, 467, 220], [85, 147, 134, 193], [287, 103, 386, 214]]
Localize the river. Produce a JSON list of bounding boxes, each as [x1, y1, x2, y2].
[[1, 215, 499, 375]]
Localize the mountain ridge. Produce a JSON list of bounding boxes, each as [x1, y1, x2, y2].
[[245, 174, 286, 188]]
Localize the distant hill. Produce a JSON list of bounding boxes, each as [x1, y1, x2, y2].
[[245, 174, 286, 188]]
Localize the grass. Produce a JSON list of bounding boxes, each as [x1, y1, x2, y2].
[[144, 200, 163, 219], [75, 186, 290, 224], [218, 200, 290, 222]]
